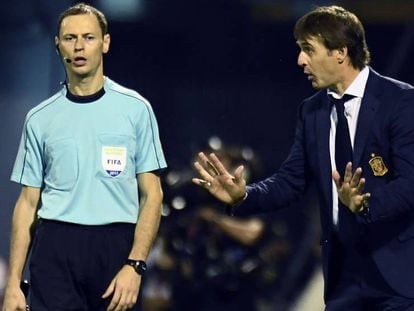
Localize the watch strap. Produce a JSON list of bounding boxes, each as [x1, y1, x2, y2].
[[125, 259, 147, 275]]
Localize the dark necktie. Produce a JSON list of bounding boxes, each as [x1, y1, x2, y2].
[[330, 94, 357, 244], [332, 94, 354, 176]]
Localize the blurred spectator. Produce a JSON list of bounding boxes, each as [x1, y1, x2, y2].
[[142, 139, 320, 310]]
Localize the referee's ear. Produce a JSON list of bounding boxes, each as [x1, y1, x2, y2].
[[55, 37, 61, 56], [102, 33, 111, 54]]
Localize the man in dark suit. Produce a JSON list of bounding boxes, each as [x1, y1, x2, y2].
[[193, 5, 414, 310]]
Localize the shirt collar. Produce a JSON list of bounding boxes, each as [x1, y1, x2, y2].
[[327, 66, 370, 99], [66, 86, 105, 103]]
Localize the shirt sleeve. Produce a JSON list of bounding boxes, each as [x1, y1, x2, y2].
[[10, 118, 44, 187], [134, 102, 167, 174]]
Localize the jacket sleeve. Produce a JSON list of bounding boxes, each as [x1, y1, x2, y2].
[[233, 101, 310, 217]]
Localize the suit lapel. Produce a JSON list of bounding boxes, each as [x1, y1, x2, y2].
[[353, 70, 382, 167]]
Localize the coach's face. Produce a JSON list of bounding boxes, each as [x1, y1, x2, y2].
[[55, 14, 110, 79], [297, 36, 343, 91]]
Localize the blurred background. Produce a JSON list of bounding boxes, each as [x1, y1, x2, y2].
[[1, 0, 414, 310]]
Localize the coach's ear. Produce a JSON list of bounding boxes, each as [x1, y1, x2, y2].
[[336, 46, 348, 64]]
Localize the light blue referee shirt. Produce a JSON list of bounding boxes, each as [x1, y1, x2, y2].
[[11, 77, 167, 225]]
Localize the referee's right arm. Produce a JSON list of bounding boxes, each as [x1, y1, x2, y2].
[[3, 186, 40, 311]]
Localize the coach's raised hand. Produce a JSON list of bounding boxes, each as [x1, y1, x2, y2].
[[192, 152, 246, 205]]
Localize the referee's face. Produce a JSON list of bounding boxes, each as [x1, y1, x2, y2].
[[56, 14, 110, 80]]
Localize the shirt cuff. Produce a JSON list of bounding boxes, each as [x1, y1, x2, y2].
[[225, 192, 248, 216]]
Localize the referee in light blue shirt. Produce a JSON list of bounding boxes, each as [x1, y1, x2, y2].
[[4, 3, 166, 311]]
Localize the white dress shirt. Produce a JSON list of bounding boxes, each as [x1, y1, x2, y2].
[[328, 66, 370, 226]]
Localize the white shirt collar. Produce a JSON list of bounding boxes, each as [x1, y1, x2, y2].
[[327, 66, 370, 99]]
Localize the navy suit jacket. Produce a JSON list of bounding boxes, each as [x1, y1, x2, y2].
[[234, 68, 414, 298]]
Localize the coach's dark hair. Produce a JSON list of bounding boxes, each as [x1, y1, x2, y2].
[[57, 3, 108, 37], [294, 6, 370, 70]]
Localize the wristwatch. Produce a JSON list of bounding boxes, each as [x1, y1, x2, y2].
[[125, 259, 147, 275]]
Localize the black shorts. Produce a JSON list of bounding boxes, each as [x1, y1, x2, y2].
[[29, 219, 141, 311]]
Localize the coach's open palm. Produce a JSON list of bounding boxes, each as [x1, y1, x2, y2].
[[192, 152, 246, 205]]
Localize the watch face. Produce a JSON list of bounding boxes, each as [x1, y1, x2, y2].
[[127, 259, 147, 275], [137, 262, 147, 272]]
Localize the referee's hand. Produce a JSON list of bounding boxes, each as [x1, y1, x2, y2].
[[2, 284, 27, 311], [102, 265, 141, 311]]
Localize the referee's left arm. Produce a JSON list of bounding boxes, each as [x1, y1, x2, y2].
[[130, 171, 163, 261], [103, 171, 163, 310]]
